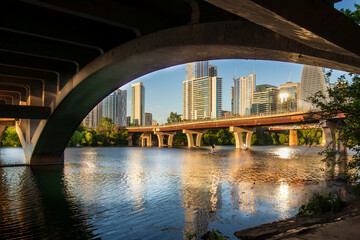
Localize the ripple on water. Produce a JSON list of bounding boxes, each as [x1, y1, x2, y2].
[[0, 146, 350, 239]]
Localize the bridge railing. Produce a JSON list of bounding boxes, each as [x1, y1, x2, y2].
[[126, 110, 311, 129]]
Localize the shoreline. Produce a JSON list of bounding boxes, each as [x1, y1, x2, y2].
[[234, 198, 360, 239]]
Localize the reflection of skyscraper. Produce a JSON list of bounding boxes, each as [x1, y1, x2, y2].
[[183, 61, 222, 120], [232, 71, 256, 116], [131, 82, 145, 126], [102, 89, 127, 126], [181, 153, 222, 237], [299, 65, 327, 111]]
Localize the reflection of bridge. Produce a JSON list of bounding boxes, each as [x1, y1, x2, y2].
[[0, 0, 359, 165], [126, 112, 343, 149]]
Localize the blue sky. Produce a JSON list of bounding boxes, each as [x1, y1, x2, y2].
[[120, 1, 358, 124]]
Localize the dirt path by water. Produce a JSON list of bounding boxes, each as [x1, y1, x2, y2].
[[234, 198, 360, 239]]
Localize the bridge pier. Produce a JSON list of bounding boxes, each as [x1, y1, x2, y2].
[[140, 133, 152, 147], [289, 129, 298, 146], [168, 134, 174, 147], [154, 131, 176, 147], [229, 126, 254, 149], [183, 130, 204, 148], [127, 133, 133, 147]]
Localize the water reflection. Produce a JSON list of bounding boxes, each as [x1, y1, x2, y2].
[[0, 165, 97, 239], [180, 151, 222, 236], [0, 146, 349, 239]]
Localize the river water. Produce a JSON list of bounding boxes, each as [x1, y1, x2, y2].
[[0, 146, 347, 239]]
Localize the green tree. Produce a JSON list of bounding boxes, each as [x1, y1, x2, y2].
[[167, 112, 181, 124], [340, 4, 360, 24], [308, 72, 360, 180], [1, 126, 21, 147]]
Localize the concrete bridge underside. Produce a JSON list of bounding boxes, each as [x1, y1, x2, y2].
[[0, 0, 359, 164]]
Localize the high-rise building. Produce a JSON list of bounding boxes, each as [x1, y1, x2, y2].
[[83, 102, 103, 128], [183, 61, 222, 120], [152, 120, 158, 126], [126, 116, 131, 126], [278, 81, 300, 114], [232, 71, 256, 116], [299, 65, 328, 111], [131, 82, 145, 126], [145, 112, 152, 126], [251, 85, 279, 115], [102, 89, 127, 126]]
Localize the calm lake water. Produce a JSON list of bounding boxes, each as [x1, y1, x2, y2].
[[0, 146, 348, 239]]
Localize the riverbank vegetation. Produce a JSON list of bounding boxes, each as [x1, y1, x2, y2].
[[68, 117, 128, 147]]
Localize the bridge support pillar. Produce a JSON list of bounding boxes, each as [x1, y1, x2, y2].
[[289, 130, 298, 146], [140, 133, 152, 147], [0, 125, 6, 140], [168, 134, 174, 147], [321, 121, 337, 150], [229, 126, 254, 149], [127, 133, 133, 147], [183, 130, 204, 148], [154, 131, 176, 147]]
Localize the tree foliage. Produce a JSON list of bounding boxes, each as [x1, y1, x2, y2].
[[1, 126, 21, 147], [308, 72, 360, 180], [68, 117, 128, 147], [167, 112, 181, 124], [340, 3, 360, 25]]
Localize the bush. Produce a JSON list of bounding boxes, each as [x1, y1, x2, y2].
[[297, 192, 344, 216]]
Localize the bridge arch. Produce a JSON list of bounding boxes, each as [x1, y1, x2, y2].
[[29, 20, 360, 164]]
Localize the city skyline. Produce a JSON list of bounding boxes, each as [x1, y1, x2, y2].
[[121, 60, 349, 124]]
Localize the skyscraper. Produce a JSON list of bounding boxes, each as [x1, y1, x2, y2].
[[232, 71, 256, 116], [131, 82, 145, 126], [278, 81, 300, 113], [83, 102, 103, 128], [183, 61, 222, 120], [102, 89, 127, 126], [251, 84, 278, 115], [299, 65, 328, 111], [145, 112, 152, 126]]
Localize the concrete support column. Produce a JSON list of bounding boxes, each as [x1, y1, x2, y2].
[[232, 131, 243, 149], [127, 133, 133, 147], [321, 122, 337, 151], [245, 132, 253, 149], [229, 126, 254, 149], [289, 129, 298, 146], [183, 130, 204, 148], [196, 133, 203, 147], [168, 135, 174, 147], [156, 134, 165, 147], [140, 133, 152, 147], [147, 135, 152, 147], [0, 125, 6, 141]]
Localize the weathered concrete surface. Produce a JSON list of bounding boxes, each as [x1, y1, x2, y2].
[[234, 199, 360, 240]]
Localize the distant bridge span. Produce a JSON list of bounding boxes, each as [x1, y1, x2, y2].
[[126, 112, 344, 148], [127, 112, 318, 133]]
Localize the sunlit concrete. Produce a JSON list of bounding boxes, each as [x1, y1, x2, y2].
[[229, 126, 254, 149], [154, 131, 176, 147], [289, 130, 298, 147], [140, 133, 152, 147], [183, 130, 204, 148]]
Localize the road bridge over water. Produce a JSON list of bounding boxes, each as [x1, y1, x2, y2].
[[126, 112, 344, 149], [0, 0, 359, 165]]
